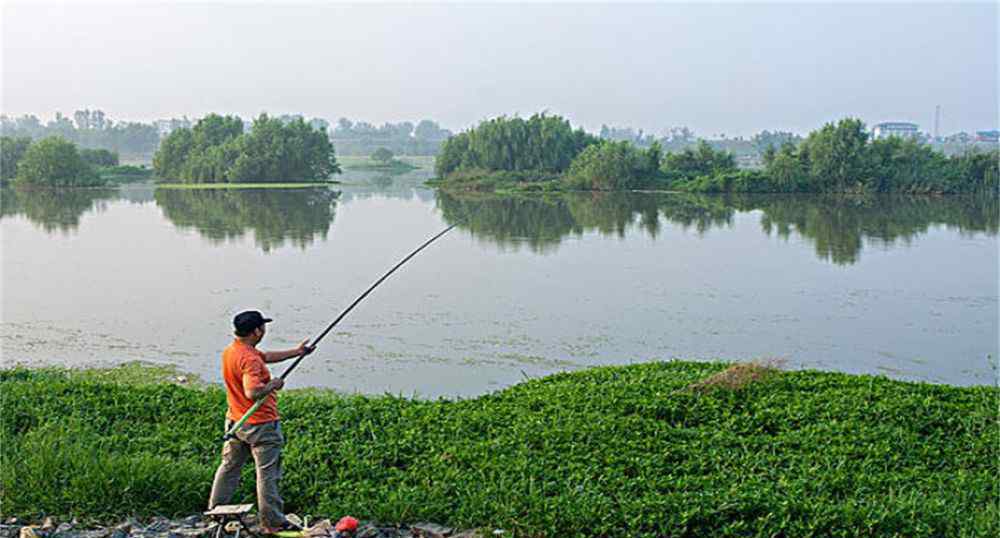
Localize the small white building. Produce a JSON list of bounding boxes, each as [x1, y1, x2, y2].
[[871, 122, 919, 140]]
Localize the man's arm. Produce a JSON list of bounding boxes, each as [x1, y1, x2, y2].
[[245, 376, 284, 401], [262, 340, 315, 363]]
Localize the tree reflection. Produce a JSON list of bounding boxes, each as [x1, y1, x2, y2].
[[154, 187, 340, 252], [436, 191, 734, 253], [747, 194, 1000, 264], [437, 191, 997, 264], [0, 187, 119, 233]]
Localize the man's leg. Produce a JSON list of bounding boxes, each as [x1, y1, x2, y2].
[[208, 419, 251, 509], [250, 421, 286, 528]]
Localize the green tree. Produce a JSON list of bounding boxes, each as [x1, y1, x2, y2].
[[768, 146, 805, 191], [79, 148, 119, 167], [1, 136, 33, 181], [565, 141, 663, 190], [661, 140, 736, 181], [153, 128, 195, 180], [801, 118, 869, 192], [14, 136, 101, 187], [435, 113, 598, 180], [372, 147, 394, 164]]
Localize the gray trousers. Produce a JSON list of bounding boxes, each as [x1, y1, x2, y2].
[[208, 419, 286, 528]]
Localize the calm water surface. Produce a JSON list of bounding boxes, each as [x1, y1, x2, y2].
[[2, 170, 997, 396]]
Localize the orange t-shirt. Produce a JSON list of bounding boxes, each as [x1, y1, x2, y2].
[[222, 339, 279, 424]]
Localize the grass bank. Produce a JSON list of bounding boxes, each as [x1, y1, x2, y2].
[[343, 160, 419, 173], [1, 362, 996, 536]]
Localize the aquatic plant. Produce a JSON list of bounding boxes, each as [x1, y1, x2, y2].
[[1, 361, 996, 536]]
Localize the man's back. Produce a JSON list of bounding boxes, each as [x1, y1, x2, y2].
[[222, 339, 279, 424]]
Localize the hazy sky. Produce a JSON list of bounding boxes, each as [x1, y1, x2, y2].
[[2, 1, 996, 137]]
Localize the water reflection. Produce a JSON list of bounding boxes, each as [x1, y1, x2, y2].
[[153, 187, 340, 252], [437, 191, 998, 264], [0, 187, 119, 233], [746, 195, 999, 264]]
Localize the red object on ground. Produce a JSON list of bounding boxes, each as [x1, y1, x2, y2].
[[334, 517, 359, 533]]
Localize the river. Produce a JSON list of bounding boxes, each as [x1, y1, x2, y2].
[[2, 167, 997, 396]]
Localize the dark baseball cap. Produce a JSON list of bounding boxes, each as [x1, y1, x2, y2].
[[233, 310, 273, 336]]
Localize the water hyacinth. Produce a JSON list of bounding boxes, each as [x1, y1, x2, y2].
[[1, 362, 996, 537]]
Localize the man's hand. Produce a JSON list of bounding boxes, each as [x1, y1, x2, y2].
[[247, 377, 284, 401], [263, 341, 316, 364], [295, 340, 316, 357], [265, 378, 285, 394]]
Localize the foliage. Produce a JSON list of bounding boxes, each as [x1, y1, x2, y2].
[[800, 118, 869, 192], [670, 170, 773, 193], [1, 136, 33, 181], [99, 164, 153, 184], [661, 140, 737, 182], [435, 114, 598, 179], [12, 136, 103, 187], [371, 147, 394, 164], [1, 363, 996, 536], [564, 141, 663, 190], [152, 114, 341, 183], [80, 148, 119, 168]]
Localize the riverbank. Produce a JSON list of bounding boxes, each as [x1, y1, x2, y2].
[[1, 361, 996, 536], [154, 182, 340, 190]]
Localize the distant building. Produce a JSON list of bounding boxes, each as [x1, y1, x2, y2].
[[975, 130, 999, 143], [871, 122, 919, 140]]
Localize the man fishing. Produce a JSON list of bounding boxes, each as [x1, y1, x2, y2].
[[208, 310, 314, 533]]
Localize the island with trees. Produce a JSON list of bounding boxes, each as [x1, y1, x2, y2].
[[152, 113, 341, 184], [432, 115, 999, 195]]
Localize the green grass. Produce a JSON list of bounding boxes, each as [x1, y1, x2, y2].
[[338, 155, 434, 169], [154, 182, 340, 190], [1, 362, 996, 537], [343, 159, 419, 173]]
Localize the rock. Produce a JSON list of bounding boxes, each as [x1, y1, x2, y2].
[[174, 517, 202, 529], [304, 520, 333, 538], [167, 529, 212, 538], [114, 519, 138, 534], [40, 520, 55, 532], [109, 529, 128, 538], [0, 526, 23, 538], [450, 533, 483, 538], [410, 524, 452, 538], [144, 519, 170, 533], [75, 531, 111, 538], [50, 523, 74, 538], [353, 524, 381, 538]]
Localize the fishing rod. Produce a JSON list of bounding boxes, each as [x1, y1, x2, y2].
[[223, 223, 460, 441]]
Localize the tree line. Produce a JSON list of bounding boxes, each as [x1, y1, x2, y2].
[[152, 113, 340, 183], [330, 118, 452, 155], [435, 115, 999, 195], [1, 111, 161, 158]]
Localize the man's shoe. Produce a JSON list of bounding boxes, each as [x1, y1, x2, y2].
[[261, 517, 303, 536]]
